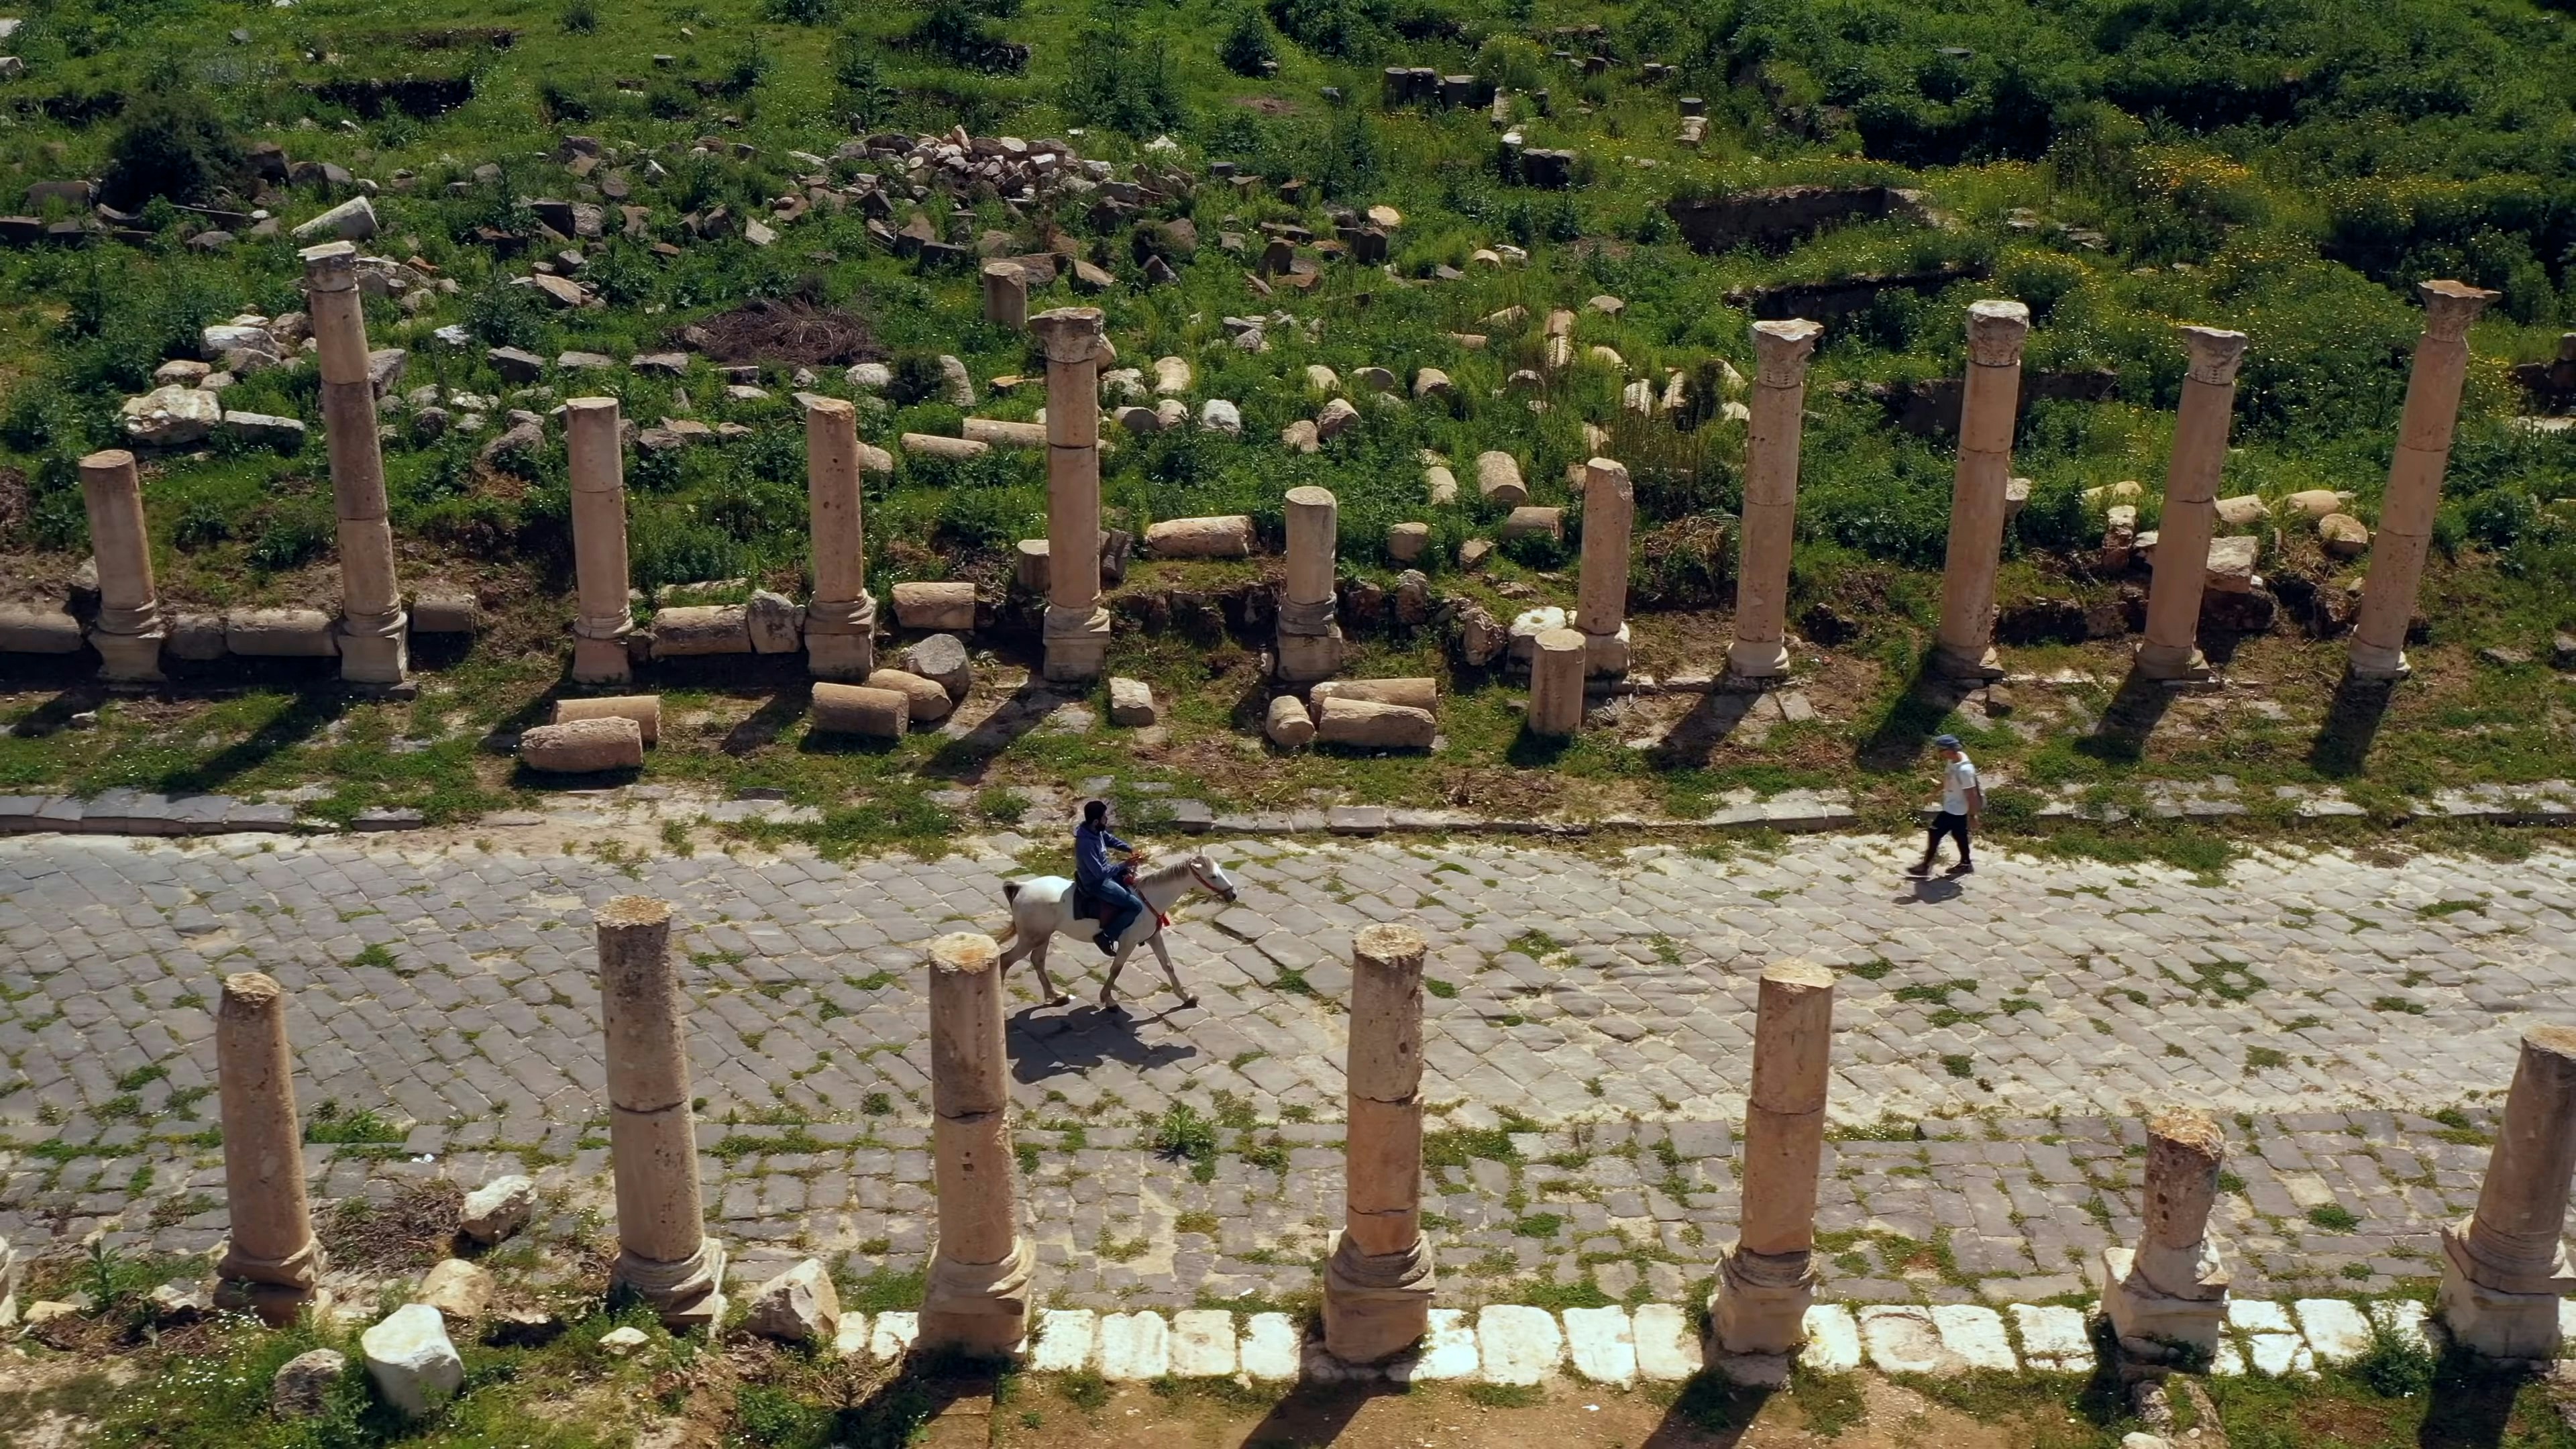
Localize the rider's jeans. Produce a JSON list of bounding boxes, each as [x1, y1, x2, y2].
[[1093, 878, 1144, 941]]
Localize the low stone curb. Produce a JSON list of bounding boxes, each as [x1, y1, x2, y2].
[[0, 792, 303, 837], [812, 1295, 2460, 1385]]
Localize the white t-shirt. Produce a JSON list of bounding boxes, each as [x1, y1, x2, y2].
[[1941, 755, 1980, 814]]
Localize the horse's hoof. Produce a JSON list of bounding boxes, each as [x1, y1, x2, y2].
[[1045, 994, 1071, 1008], [1178, 996, 1199, 1010]]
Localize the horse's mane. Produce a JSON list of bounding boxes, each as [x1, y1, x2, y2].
[[1136, 857, 1197, 888]]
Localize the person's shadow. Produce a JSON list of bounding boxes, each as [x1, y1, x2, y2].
[[1896, 877, 1966, 905]]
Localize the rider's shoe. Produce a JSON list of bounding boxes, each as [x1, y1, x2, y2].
[[1093, 930, 1118, 955]]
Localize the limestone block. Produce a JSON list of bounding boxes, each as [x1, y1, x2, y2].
[[1928, 1304, 2016, 1371], [1413, 368, 1453, 398], [598, 1326, 648, 1356], [868, 1312, 918, 1361], [1030, 1308, 1097, 1371], [890, 581, 977, 631], [1198, 398, 1242, 434], [810, 684, 908, 738], [1097, 1311, 1171, 1380], [1265, 695, 1315, 747], [1152, 356, 1193, 395], [1507, 604, 1569, 661], [2282, 488, 2350, 520], [904, 633, 973, 700], [864, 668, 951, 724], [1392, 1309, 1479, 1383], [1240, 1313, 1301, 1380], [1155, 398, 1188, 429], [1425, 466, 1459, 506], [519, 718, 645, 773], [413, 1258, 494, 1323], [1351, 366, 1396, 392], [121, 385, 223, 446], [292, 197, 378, 241], [225, 607, 338, 657], [1116, 405, 1162, 433], [2009, 1303, 2094, 1371], [168, 613, 227, 661], [1562, 1305, 1638, 1386], [2318, 513, 2370, 557], [1857, 1305, 1958, 1375], [2214, 494, 2269, 526], [963, 417, 1046, 448], [1499, 505, 1563, 541], [2205, 535, 2259, 593], [0, 606, 82, 654], [361, 1303, 464, 1417], [1388, 522, 1430, 561], [1801, 1305, 1863, 1373], [551, 695, 660, 745], [745, 1258, 841, 1345], [2294, 1298, 2373, 1362], [747, 590, 804, 653], [219, 411, 309, 446], [901, 433, 988, 460], [272, 1348, 348, 1418], [1316, 398, 1360, 441], [1474, 451, 1528, 504], [1108, 677, 1157, 726], [1169, 1309, 1238, 1377], [1281, 419, 1320, 453], [650, 604, 753, 656], [1474, 1305, 1563, 1386], [1631, 1303, 1703, 1381], [1145, 515, 1255, 558], [410, 593, 478, 633], [1311, 678, 1438, 712], [1314, 696, 1435, 749], [459, 1175, 537, 1244]]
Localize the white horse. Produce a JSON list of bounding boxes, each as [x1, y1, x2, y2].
[[993, 852, 1238, 1011]]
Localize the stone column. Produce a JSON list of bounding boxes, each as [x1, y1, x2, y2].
[[301, 240, 407, 686], [1710, 961, 1833, 1354], [1573, 458, 1633, 675], [2349, 280, 2500, 682], [920, 932, 1034, 1355], [803, 396, 876, 680], [2438, 1025, 2576, 1358], [1032, 307, 1110, 683], [599, 896, 727, 1328], [1728, 319, 1823, 680], [1276, 485, 1344, 682], [2102, 1109, 2231, 1354], [981, 262, 1028, 331], [2135, 327, 2251, 681], [77, 448, 164, 682], [1932, 300, 2031, 681], [213, 972, 323, 1324], [1324, 924, 1436, 1362], [566, 397, 635, 684], [1526, 627, 1587, 736]]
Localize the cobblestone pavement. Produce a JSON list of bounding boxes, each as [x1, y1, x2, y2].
[[0, 831, 2568, 1312]]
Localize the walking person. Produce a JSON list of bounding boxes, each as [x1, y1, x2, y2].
[[1074, 799, 1145, 955], [1907, 733, 1982, 878]]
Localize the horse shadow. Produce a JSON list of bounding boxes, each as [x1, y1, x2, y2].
[[1006, 1002, 1199, 1085]]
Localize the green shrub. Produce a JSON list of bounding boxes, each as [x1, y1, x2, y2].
[[246, 504, 333, 574], [829, 33, 894, 121], [764, 0, 841, 22], [561, 0, 598, 32], [1220, 7, 1278, 76], [101, 89, 244, 208], [1063, 7, 1187, 138]]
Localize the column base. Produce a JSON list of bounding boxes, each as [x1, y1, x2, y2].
[[1042, 605, 1110, 685], [1275, 627, 1346, 683], [1725, 637, 1788, 680], [2346, 641, 2411, 682], [920, 1236, 1034, 1358], [216, 1235, 326, 1327], [91, 630, 166, 683], [572, 634, 634, 686], [1582, 623, 1631, 677], [2437, 1247, 2564, 1360], [1709, 1242, 1815, 1356], [337, 617, 409, 685], [215, 1279, 332, 1328], [804, 597, 877, 682], [1932, 642, 2004, 682], [2132, 642, 2211, 682], [1321, 1230, 1435, 1364], [2100, 1246, 2227, 1357], [613, 1238, 728, 1331]]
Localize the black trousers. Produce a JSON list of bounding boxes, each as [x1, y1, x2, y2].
[[1923, 810, 1972, 865]]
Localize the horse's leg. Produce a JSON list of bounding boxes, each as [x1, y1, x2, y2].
[[1028, 934, 1068, 1008], [1146, 931, 1195, 1010], [1100, 932, 1133, 1012]]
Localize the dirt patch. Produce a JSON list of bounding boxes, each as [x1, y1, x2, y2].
[[0, 468, 28, 542], [318, 1177, 464, 1275], [684, 299, 884, 369], [1233, 95, 1299, 115]]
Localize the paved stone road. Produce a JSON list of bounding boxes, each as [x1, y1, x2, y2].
[[0, 831, 2568, 1312]]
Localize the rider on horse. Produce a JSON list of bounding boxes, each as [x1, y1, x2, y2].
[[1074, 799, 1144, 957]]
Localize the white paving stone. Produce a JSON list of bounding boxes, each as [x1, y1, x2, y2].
[[2369, 1299, 2433, 1351], [2294, 1299, 2373, 1362], [1801, 1304, 1863, 1373], [2008, 1303, 2094, 1370], [2228, 1299, 2296, 1335], [1391, 1308, 1479, 1383], [1930, 1304, 2017, 1371], [2244, 1331, 2313, 1377], [1169, 1310, 1238, 1377], [2212, 1338, 2246, 1377], [869, 1311, 918, 1362], [832, 1312, 871, 1359], [1562, 1306, 1638, 1386], [1097, 1311, 1171, 1380], [1631, 1303, 1703, 1381], [1476, 1305, 1564, 1386], [1239, 1313, 1301, 1381], [1858, 1305, 1959, 1375], [1029, 1309, 1096, 1372]]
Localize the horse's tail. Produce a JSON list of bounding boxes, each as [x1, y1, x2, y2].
[[993, 880, 1022, 947]]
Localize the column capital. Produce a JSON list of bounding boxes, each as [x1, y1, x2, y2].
[[804, 394, 855, 425], [566, 396, 621, 421], [1965, 300, 2031, 366], [2418, 278, 2500, 341], [1285, 484, 1337, 511], [2178, 325, 2248, 386], [299, 239, 359, 289], [1750, 318, 1823, 386], [1582, 456, 1631, 496], [78, 447, 137, 478], [1030, 307, 1106, 364]]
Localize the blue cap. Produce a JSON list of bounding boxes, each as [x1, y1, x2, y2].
[[1932, 734, 1961, 748]]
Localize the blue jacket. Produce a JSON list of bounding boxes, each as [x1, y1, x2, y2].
[[1074, 822, 1130, 890]]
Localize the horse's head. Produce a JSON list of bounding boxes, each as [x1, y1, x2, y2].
[[1183, 852, 1238, 904]]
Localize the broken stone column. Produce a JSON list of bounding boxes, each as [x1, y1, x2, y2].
[[1276, 485, 1344, 682], [2350, 280, 2500, 682], [920, 932, 1034, 1356], [77, 448, 164, 682], [1033, 307, 1110, 683], [1526, 627, 1587, 737], [1324, 924, 1436, 1362], [1710, 961, 1834, 1355], [2438, 1025, 2576, 1358], [803, 396, 876, 680], [1573, 458, 1633, 675], [566, 397, 635, 684], [1728, 319, 1823, 680], [981, 262, 1028, 330], [599, 896, 726, 1329], [214, 972, 324, 1324], [1932, 300, 2031, 682], [2102, 1109, 2231, 1355], [2136, 327, 2251, 682], [303, 240, 407, 684]]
